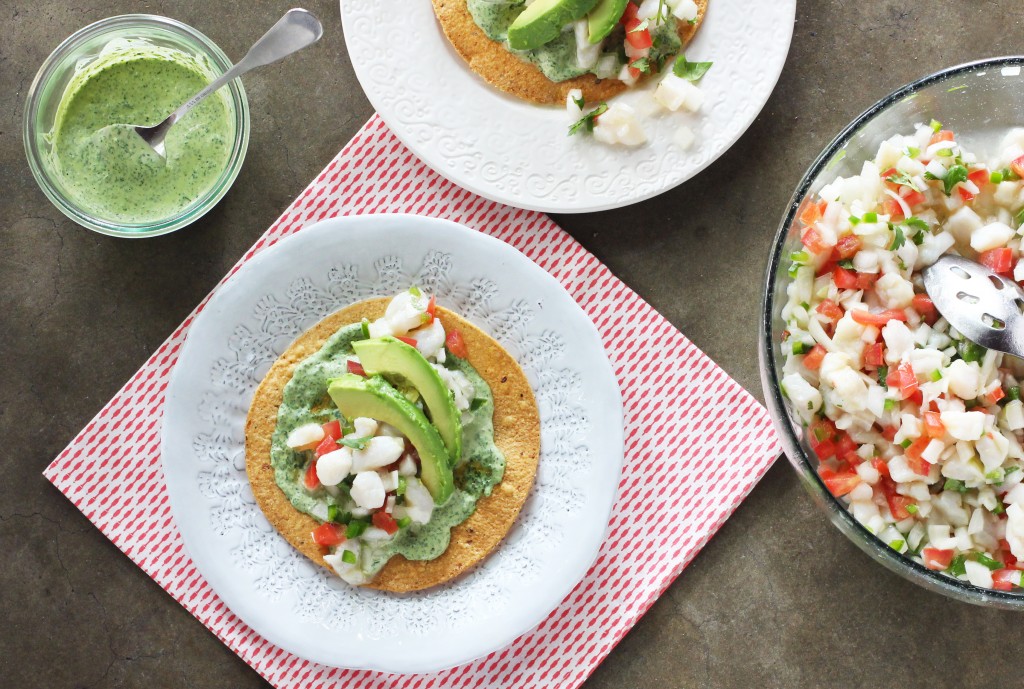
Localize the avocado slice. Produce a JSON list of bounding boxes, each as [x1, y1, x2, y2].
[[587, 0, 629, 43], [507, 0, 602, 51], [327, 374, 454, 504], [352, 336, 462, 465]]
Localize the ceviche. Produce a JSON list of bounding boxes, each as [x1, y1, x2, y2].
[[781, 122, 1024, 591]]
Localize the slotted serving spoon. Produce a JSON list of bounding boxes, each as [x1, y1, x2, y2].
[[134, 8, 323, 157], [923, 254, 1024, 358]]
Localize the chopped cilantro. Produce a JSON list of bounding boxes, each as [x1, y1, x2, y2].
[[568, 103, 608, 136], [630, 56, 652, 74], [939, 165, 969, 196], [340, 436, 372, 450], [948, 554, 967, 577], [838, 259, 855, 269], [673, 55, 713, 81], [469, 397, 486, 411], [879, 365, 889, 388], [1009, 386, 1022, 401], [1015, 206, 1024, 228], [889, 226, 906, 251], [886, 171, 918, 189], [572, 93, 585, 109], [905, 216, 928, 232]]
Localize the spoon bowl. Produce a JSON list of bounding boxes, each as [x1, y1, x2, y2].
[[922, 254, 1024, 359]]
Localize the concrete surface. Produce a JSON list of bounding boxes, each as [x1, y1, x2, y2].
[[3, 1, 1024, 687]]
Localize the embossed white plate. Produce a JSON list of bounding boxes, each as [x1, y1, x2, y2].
[[341, 0, 795, 213], [161, 215, 623, 672]]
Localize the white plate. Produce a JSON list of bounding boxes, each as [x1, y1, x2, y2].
[[341, 0, 795, 213], [161, 215, 624, 672]]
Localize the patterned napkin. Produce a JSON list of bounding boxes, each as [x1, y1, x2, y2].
[[44, 115, 781, 688]]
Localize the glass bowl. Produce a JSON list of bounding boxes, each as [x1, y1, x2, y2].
[[23, 14, 250, 238], [759, 56, 1024, 608]]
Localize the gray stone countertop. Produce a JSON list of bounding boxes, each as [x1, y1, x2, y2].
[[3, 1, 1024, 686]]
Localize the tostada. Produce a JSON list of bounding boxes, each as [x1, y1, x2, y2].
[[245, 288, 540, 592], [431, 0, 707, 105]]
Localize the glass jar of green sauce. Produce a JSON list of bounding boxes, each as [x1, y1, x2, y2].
[[24, 15, 250, 237]]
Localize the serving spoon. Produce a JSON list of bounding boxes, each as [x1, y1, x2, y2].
[[922, 254, 1024, 358], [134, 8, 323, 157]]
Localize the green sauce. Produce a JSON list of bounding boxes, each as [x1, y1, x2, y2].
[[467, 0, 680, 83], [269, 323, 506, 579], [47, 41, 233, 224]]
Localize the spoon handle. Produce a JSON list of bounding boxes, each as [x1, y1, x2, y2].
[[149, 9, 323, 145]]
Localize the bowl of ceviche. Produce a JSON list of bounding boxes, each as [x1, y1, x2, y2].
[[760, 57, 1024, 608]]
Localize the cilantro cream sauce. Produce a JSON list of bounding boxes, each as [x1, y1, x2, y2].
[[466, 0, 680, 83], [47, 41, 233, 223], [269, 323, 506, 578]]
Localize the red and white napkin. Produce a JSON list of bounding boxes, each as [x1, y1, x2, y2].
[[45, 115, 781, 688]]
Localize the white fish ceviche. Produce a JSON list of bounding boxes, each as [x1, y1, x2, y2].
[[781, 122, 1024, 591]]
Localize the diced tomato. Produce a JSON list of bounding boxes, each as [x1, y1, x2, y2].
[[879, 477, 916, 520], [627, 65, 641, 79], [834, 234, 862, 259], [304, 462, 320, 490], [446, 329, 468, 358], [864, 342, 885, 368], [801, 226, 831, 255], [799, 199, 826, 226], [321, 420, 342, 441], [396, 336, 418, 346], [835, 432, 857, 458], [958, 187, 975, 202], [902, 189, 927, 207], [425, 294, 437, 323], [347, 360, 367, 376], [315, 435, 339, 458], [623, 18, 652, 49], [311, 522, 345, 547], [922, 548, 955, 570], [855, 272, 878, 290], [980, 247, 1014, 275], [372, 510, 400, 535], [883, 197, 907, 221], [880, 425, 898, 442], [904, 436, 932, 476], [929, 130, 955, 145], [881, 167, 900, 192], [968, 169, 990, 187], [1011, 155, 1024, 179], [992, 568, 1018, 591], [816, 259, 838, 277], [803, 344, 827, 370], [983, 387, 1006, 406], [821, 470, 861, 497], [850, 309, 907, 326], [872, 456, 891, 478], [999, 539, 1019, 568], [895, 361, 919, 400], [911, 294, 938, 324], [816, 299, 844, 322], [923, 411, 946, 439], [811, 438, 837, 460], [620, 1, 639, 23], [833, 266, 859, 290], [809, 417, 838, 443]]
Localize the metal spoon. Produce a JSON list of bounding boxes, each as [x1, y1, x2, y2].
[[134, 8, 323, 157], [922, 254, 1024, 358]]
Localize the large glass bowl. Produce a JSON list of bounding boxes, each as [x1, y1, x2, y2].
[[23, 14, 250, 238], [760, 56, 1024, 608]]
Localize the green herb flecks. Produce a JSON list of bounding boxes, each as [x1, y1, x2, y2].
[[673, 55, 713, 81], [568, 103, 608, 137], [339, 436, 372, 450]]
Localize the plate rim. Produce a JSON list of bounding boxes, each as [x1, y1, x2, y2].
[[160, 214, 625, 672], [341, 0, 796, 213]]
